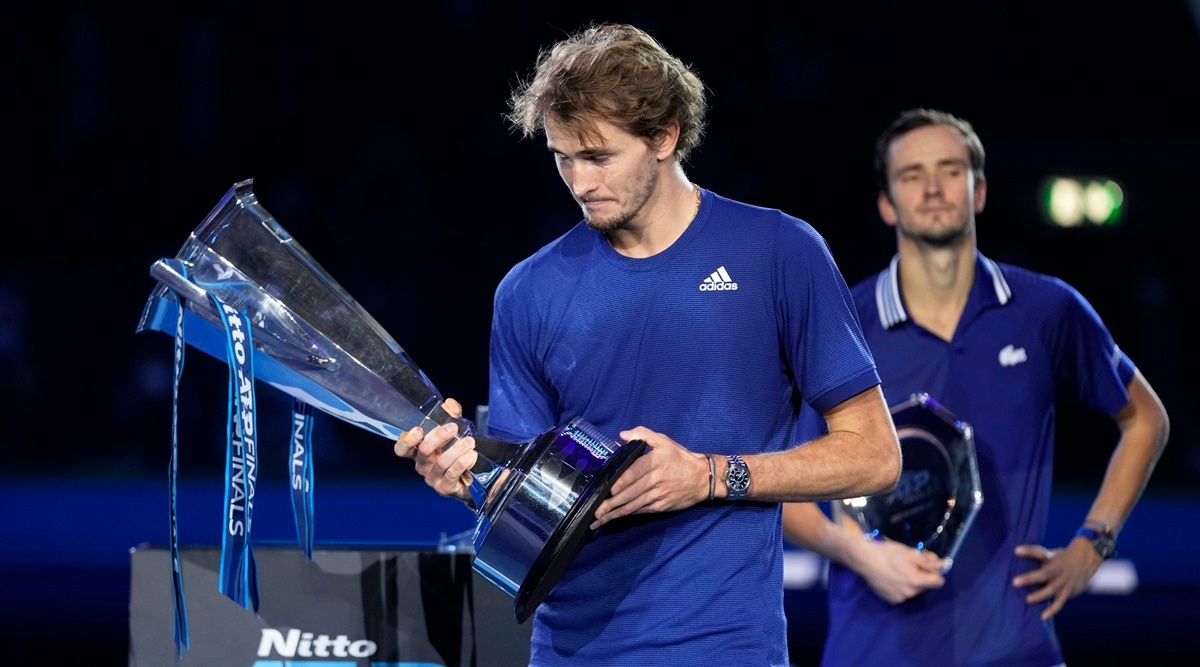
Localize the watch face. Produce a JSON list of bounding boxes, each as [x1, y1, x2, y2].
[[725, 455, 750, 495]]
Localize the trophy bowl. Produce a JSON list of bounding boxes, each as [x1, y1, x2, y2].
[[837, 392, 982, 572]]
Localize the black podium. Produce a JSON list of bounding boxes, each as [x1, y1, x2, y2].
[[128, 545, 532, 666]]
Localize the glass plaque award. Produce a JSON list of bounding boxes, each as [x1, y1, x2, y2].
[[837, 392, 982, 572]]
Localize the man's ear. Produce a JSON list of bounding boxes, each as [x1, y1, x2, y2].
[[975, 178, 987, 213], [878, 191, 898, 227], [653, 120, 681, 161]]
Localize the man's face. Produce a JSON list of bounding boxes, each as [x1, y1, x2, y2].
[[878, 124, 986, 247], [544, 116, 660, 233]]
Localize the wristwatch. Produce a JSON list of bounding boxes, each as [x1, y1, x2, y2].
[[723, 454, 751, 499], [1076, 523, 1117, 559]]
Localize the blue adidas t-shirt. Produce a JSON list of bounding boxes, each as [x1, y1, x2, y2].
[[818, 252, 1135, 667], [486, 188, 881, 666]]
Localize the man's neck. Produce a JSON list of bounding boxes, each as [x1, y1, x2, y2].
[[896, 237, 977, 341], [607, 168, 697, 258]]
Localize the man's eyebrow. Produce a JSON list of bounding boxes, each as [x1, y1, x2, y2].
[[894, 157, 968, 174], [546, 145, 608, 158]]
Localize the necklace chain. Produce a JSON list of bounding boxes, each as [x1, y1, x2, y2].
[[691, 183, 701, 219]]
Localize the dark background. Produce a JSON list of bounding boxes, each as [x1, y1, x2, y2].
[[2, 1, 1198, 664]]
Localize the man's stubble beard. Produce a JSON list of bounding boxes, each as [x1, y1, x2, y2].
[[583, 159, 659, 235], [899, 211, 973, 249]]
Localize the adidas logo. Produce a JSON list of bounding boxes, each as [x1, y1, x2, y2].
[[998, 344, 1027, 367], [699, 266, 738, 291]]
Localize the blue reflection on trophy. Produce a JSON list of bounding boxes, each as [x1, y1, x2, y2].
[[838, 393, 983, 572], [136, 178, 645, 623]]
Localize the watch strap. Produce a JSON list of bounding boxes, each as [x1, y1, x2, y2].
[[1075, 522, 1117, 559]]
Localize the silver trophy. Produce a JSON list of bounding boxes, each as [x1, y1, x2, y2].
[[136, 178, 645, 622], [837, 393, 982, 572]]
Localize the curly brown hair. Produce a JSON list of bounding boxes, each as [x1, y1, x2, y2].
[[507, 23, 707, 162]]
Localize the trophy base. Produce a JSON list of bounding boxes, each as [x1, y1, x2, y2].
[[470, 422, 648, 623], [513, 438, 645, 623]]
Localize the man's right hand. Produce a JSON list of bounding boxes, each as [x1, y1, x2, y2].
[[854, 538, 947, 604], [393, 398, 477, 503], [782, 502, 946, 605]]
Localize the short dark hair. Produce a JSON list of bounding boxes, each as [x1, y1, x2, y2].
[[874, 108, 986, 195], [507, 23, 708, 162]]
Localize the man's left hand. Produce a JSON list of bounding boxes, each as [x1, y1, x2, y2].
[[1012, 538, 1102, 620], [589, 426, 708, 529]]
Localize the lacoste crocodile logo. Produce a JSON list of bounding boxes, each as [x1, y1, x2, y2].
[[999, 344, 1028, 367]]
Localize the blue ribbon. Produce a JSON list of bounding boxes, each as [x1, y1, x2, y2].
[[290, 399, 315, 559], [169, 289, 189, 657], [210, 294, 260, 613]]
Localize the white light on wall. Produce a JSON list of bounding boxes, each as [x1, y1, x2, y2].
[[1041, 177, 1124, 228]]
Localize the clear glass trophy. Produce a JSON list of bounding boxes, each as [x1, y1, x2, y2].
[[836, 392, 983, 572], [136, 178, 645, 622]]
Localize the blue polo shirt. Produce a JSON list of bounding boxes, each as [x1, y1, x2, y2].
[[818, 251, 1135, 667]]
